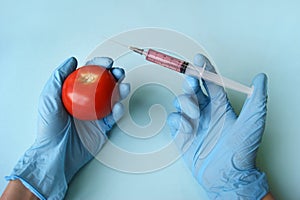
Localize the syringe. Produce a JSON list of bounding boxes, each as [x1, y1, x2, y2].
[[129, 46, 253, 95]]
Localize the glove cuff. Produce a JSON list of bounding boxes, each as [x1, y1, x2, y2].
[[206, 170, 269, 199], [5, 175, 46, 200], [5, 137, 69, 199]]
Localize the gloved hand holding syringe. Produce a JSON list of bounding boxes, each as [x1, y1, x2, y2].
[[129, 46, 253, 95]]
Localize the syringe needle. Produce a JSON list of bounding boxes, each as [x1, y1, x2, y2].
[[129, 46, 144, 55], [103, 36, 130, 49]]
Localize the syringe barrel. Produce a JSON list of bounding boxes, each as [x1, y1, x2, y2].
[[145, 49, 189, 73], [185, 64, 253, 95]]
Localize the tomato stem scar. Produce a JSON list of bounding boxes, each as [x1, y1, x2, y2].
[[78, 73, 99, 84]]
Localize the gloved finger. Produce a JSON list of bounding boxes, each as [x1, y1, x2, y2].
[[85, 57, 126, 81], [39, 57, 77, 112], [183, 75, 210, 110], [110, 67, 125, 82], [74, 103, 127, 153], [85, 57, 113, 69], [118, 83, 130, 100], [98, 102, 125, 133], [194, 54, 227, 101], [233, 74, 268, 165], [167, 112, 193, 137], [238, 73, 268, 124], [173, 95, 200, 119], [167, 112, 194, 151], [183, 76, 201, 94], [100, 82, 130, 131], [73, 118, 108, 156], [92, 82, 130, 133]]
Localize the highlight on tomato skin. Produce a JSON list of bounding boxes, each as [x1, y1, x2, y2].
[[62, 65, 119, 120]]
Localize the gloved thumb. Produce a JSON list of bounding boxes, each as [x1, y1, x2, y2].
[[238, 73, 268, 124], [167, 113, 194, 151], [39, 57, 77, 112], [37, 57, 78, 138], [41, 57, 78, 96], [39, 57, 77, 110], [99, 102, 125, 132], [54, 57, 78, 85]]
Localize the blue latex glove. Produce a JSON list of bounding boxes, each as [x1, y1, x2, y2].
[[5, 57, 130, 200], [167, 54, 269, 199]]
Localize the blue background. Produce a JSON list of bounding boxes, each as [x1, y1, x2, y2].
[[0, 0, 299, 199]]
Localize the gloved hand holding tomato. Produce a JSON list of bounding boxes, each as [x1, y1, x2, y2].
[[5, 57, 130, 199]]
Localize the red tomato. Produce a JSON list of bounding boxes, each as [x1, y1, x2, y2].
[[62, 65, 119, 120]]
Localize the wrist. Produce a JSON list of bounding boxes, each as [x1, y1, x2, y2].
[[262, 193, 275, 200], [1, 180, 39, 200]]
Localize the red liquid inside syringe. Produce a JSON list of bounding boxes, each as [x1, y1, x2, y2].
[[130, 46, 253, 95], [145, 49, 189, 73]]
